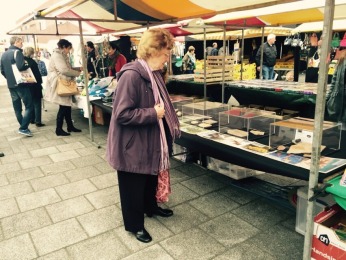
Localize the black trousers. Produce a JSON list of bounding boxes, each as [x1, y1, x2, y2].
[[117, 171, 158, 233]]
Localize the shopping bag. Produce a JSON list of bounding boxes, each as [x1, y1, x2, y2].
[[340, 32, 346, 47], [331, 32, 341, 48], [56, 77, 79, 97], [156, 169, 171, 203], [12, 51, 37, 84]]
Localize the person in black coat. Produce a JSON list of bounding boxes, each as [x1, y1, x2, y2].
[[23, 47, 45, 127], [86, 41, 97, 79]]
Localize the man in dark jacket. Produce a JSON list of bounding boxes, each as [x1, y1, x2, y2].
[[86, 41, 97, 78], [1, 36, 34, 137], [256, 34, 277, 80]]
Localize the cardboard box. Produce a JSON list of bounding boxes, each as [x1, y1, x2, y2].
[[311, 204, 346, 260]]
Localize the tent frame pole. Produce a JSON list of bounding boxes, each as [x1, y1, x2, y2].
[[78, 20, 93, 142], [303, 0, 335, 258]]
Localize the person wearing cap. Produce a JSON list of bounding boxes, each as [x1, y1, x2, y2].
[[255, 33, 277, 80], [182, 46, 196, 74], [86, 41, 97, 79]]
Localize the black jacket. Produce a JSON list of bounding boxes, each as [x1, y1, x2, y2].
[[1, 46, 30, 88], [255, 42, 277, 67], [24, 57, 43, 99]]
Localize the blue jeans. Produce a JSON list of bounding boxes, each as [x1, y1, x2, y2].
[[262, 65, 274, 80], [9, 86, 33, 130], [31, 97, 42, 124]]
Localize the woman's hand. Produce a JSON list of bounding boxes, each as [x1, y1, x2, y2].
[[154, 104, 165, 119]]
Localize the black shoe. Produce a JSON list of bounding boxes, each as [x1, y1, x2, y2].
[[0, 152, 4, 157], [134, 229, 152, 243], [36, 123, 46, 127], [30, 121, 35, 124], [147, 207, 173, 218], [56, 129, 70, 136], [67, 127, 82, 132]]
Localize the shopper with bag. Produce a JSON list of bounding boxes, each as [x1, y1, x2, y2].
[[0, 36, 34, 137], [44, 39, 81, 136], [23, 47, 45, 127], [106, 28, 180, 243]]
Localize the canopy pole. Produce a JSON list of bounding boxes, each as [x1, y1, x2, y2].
[[78, 20, 93, 142], [259, 27, 265, 80], [221, 22, 226, 103], [203, 27, 207, 100], [303, 0, 335, 259]]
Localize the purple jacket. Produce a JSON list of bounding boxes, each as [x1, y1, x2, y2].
[[106, 60, 166, 175]]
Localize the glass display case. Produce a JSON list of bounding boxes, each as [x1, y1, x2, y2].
[[269, 117, 341, 153], [182, 101, 229, 129], [219, 107, 276, 141]]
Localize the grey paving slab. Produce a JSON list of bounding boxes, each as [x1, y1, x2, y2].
[[199, 212, 260, 247], [213, 242, 277, 260], [85, 186, 119, 209], [0, 182, 33, 200], [70, 154, 106, 168], [1, 207, 52, 239], [89, 172, 118, 189], [0, 151, 31, 164], [40, 160, 76, 175], [56, 141, 86, 152], [77, 205, 123, 237], [30, 146, 60, 157], [46, 196, 94, 223], [55, 179, 97, 200], [0, 174, 9, 187], [0, 233, 37, 260], [49, 150, 81, 162], [160, 228, 226, 260], [123, 244, 174, 260], [94, 162, 116, 174], [30, 218, 88, 256], [0, 161, 21, 175], [19, 155, 53, 170], [157, 203, 209, 234], [17, 188, 61, 212], [247, 224, 304, 260], [64, 165, 103, 182], [67, 230, 130, 260], [36, 249, 70, 260], [0, 198, 19, 219], [165, 183, 199, 208], [180, 174, 227, 195], [30, 173, 70, 191], [6, 167, 45, 184], [189, 191, 240, 218]]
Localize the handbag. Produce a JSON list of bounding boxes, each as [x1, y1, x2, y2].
[[340, 33, 346, 47], [284, 35, 292, 46], [12, 50, 37, 84], [308, 51, 320, 68], [331, 32, 341, 48], [310, 32, 318, 47], [291, 33, 301, 47], [57, 77, 79, 97], [156, 169, 171, 203]]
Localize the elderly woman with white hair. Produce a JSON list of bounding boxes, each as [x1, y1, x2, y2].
[[255, 33, 277, 80]]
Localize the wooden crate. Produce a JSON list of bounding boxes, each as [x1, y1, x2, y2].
[[206, 55, 235, 68], [194, 68, 233, 82]]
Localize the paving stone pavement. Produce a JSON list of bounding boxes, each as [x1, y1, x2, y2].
[[0, 82, 306, 260]]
